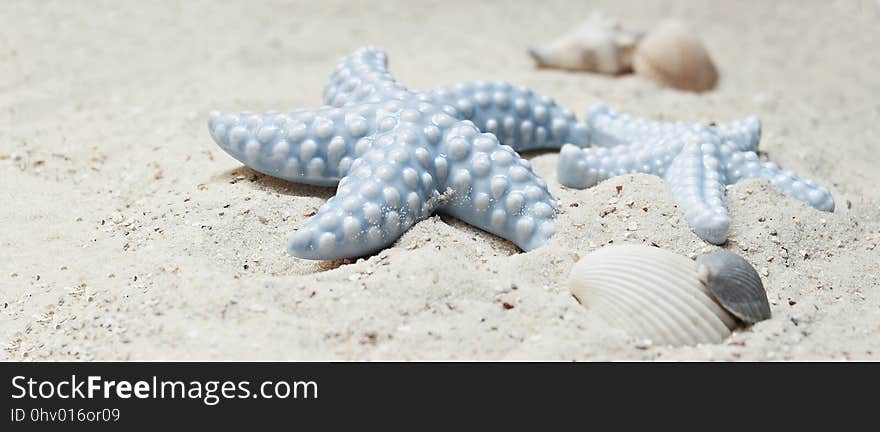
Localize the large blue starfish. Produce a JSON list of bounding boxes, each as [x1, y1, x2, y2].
[[557, 103, 834, 244], [208, 47, 588, 259]]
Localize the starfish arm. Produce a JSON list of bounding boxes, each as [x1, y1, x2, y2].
[[713, 116, 761, 152], [287, 136, 440, 260], [664, 140, 731, 245], [586, 103, 688, 147], [208, 104, 380, 186], [586, 103, 761, 151], [286, 100, 458, 259], [556, 137, 681, 189], [429, 81, 589, 150], [724, 151, 835, 211], [323, 47, 408, 108], [434, 121, 558, 251]]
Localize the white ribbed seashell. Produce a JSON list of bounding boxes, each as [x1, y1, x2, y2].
[[569, 244, 739, 347], [528, 13, 642, 75]]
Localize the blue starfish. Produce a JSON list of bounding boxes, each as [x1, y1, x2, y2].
[[208, 47, 588, 259], [558, 103, 834, 244]]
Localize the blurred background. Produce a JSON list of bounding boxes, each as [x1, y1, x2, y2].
[[2, 0, 877, 196]]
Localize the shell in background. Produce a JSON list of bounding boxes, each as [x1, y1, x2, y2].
[[697, 251, 771, 324], [632, 19, 718, 92], [528, 13, 642, 75]]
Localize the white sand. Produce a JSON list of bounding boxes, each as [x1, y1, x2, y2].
[[1, 0, 878, 360]]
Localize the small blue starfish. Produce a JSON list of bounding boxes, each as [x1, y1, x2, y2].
[[208, 47, 589, 259], [558, 103, 834, 244]]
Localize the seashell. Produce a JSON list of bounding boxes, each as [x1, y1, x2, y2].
[[696, 251, 771, 324], [528, 13, 642, 75], [568, 245, 770, 347], [632, 19, 718, 92]]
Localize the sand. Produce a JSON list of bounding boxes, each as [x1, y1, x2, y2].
[[1, 0, 878, 360]]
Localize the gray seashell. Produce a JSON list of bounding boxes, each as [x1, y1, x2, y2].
[[696, 251, 771, 324], [528, 13, 642, 75], [568, 244, 771, 347]]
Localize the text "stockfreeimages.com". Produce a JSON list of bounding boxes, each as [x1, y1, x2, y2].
[[11, 375, 317, 406]]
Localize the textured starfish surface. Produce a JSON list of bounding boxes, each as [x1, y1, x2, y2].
[[558, 103, 835, 244], [208, 47, 590, 259]]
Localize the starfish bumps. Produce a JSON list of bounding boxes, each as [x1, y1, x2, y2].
[[208, 47, 834, 259], [558, 104, 834, 244], [208, 47, 588, 259]]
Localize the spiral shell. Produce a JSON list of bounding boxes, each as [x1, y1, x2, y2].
[[569, 245, 770, 347], [632, 19, 718, 92], [528, 13, 642, 75]]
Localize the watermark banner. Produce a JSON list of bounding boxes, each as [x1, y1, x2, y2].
[[1, 362, 867, 429]]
